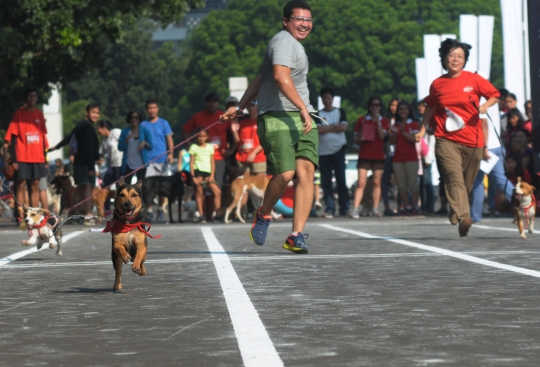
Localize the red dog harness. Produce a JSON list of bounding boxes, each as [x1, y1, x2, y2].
[[102, 217, 162, 239], [26, 216, 59, 237]]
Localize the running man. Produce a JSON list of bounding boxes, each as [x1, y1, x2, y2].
[[221, 0, 318, 253]]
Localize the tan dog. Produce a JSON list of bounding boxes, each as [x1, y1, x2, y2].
[[512, 177, 536, 239], [92, 187, 116, 219], [21, 206, 63, 256], [102, 178, 160, 291], [224, 175, 270, 224]]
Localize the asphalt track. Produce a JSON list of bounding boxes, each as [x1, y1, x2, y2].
[[1, 216, 540, 366]]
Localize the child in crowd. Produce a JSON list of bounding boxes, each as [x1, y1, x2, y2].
[[506, 154, 531, 185], [188, 128, 221, 223], [389, 101, 421, 215]]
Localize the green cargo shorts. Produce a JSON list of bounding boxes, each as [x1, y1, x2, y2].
[[257, 111, 319, 175]]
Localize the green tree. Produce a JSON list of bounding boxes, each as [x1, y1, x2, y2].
[[63, 26, 185, 130], [0, 0, 204, 129], [179, 0, 502, 124]]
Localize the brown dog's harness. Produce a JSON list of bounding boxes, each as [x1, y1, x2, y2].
[[102, 210, 162, 239]]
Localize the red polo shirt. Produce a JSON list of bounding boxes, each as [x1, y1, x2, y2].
[[353, 115, 389, 160], [183, 110, 229, 161], [392, 119, 420, 162], [5, 108, 48, 163], [235, 118, 266, 163], [424, 71, 499, 148]]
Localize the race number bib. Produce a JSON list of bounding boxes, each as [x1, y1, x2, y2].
[[209, 136, 221, 150], [26, 132, 40, 144], [240, 139, 254, 153]]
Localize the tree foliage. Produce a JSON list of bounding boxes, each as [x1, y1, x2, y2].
[[180, 0, 502, 122], [63, 26, 185, 130], [0, 0, 204, 129]]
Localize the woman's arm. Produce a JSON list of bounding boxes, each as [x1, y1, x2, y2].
[[415, 106, 435, 141], [377, 123, 386, 140], [190, 154, 195, 176], [479, 97, 499, 115], [177, 150, 183, 172]]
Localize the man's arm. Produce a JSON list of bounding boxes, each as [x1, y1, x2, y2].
[[166, 134, 174, 163], [272, 65, 312, 134], [222, 73, 262, 121]]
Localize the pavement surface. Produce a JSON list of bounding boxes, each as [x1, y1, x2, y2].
[[1, 215, 540, 366]]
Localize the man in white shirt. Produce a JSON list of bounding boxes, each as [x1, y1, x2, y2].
[[316, 87, 349, 218], [470, 104, 514, 223], [97, 120, 123, 215]]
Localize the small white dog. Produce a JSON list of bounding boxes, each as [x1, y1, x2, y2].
[[22, 206, 63, 256]]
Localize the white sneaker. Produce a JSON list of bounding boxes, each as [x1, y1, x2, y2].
[[321, 212, 334, 219], [315, 201, 323, 210], [348, 208, 359, 219]]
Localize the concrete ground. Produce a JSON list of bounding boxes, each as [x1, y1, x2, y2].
[[0, 215, 539, 367]]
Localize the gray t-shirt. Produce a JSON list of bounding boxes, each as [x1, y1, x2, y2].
[[258, 30, 315, 114]]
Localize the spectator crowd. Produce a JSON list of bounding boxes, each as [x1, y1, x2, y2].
[[0, 86, 535, 225]]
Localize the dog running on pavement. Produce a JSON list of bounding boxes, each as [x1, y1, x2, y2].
[[142, 171, 187, 223], [512, 177, 536, 239], [224, 175, 270, 224], [21, 206, 63, 256], [102, 177, 161, 291]]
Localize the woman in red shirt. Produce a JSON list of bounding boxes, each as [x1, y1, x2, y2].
[[416, 39, 499, 237], [389, 101, 421, 215], [349, 96, 389, 218]]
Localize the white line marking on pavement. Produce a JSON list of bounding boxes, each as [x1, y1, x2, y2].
[[474, 224, 519, 232], [1, 250, 538, 269], [0, 231, 85, 267], [321, 224, 540, 278], [201, 227, 284, 367]]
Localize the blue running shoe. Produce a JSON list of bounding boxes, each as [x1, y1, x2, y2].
[[250, 208, 271, 246], [283, 232, 310, 254]]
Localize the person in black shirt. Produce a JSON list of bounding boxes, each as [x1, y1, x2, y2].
[[50, 103, 100, 225]]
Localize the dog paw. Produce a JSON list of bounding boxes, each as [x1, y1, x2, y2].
[[122, 255, 131, 264], [21, 241, 31, 246], [131, 266, 142, 275], [37, 242, 43, 250], [112, 284, 122, 292], [520, 234, 527, 239], [49, 243, 56, 249], [56, 250, 63, 256]]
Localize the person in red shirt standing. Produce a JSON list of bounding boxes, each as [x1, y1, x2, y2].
[[350, 96, 389, 218], [183, 93, 233, 190], [389, 101, 421, 215], [3, 88, 48, 219], [231, 100, 267, 177], [415, 39, 499, 237]]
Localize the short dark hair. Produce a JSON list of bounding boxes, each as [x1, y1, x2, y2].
[[395, 101, 416, 122], [97, 120, 114, 130], [506, 153, 525, 178], [86, 102, 100, 113], [319, 87, 335, 98], [283, 0, 311, 20], [367, 96, 382, 110], [506, 93, 517, 101], [125, 109, 143, 124], [204, 93, 219, 102], [145, 99, 158, 107], [439, 38, 471, 71], [498, 88, 509, 100], [23, 87, 39, 99]]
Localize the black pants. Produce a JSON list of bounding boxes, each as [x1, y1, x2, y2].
[[319, 146, 349, 216]]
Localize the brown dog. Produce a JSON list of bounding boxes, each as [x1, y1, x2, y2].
[[224, 175, 270, 224], [92, 187, 116, 219], [102, 177, 160, 291], [512, 177, 536, 239]]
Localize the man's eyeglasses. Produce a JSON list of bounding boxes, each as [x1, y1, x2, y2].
[[290, 16, 313, 23]]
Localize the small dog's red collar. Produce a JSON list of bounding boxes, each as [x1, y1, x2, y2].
[[29, 216, 49, 230]]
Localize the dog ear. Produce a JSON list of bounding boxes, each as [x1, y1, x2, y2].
[[40, 208, 51, 217], [135, 180, 143, 189], [517, 176, 522, 183], [118, 176, 127, 187]]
